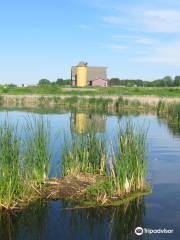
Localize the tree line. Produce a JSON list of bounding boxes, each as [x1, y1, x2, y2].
[[4, 76, 180, 88], [108, 76, 180, 87], [38, 78, 71, 86]]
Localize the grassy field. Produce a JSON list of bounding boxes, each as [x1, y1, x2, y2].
[[1, 85, 180, 97]]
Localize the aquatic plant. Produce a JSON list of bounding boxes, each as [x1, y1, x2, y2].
[[62, 119, 148, 200], [0, 120, 29, 209], [24, 116, 51, 185], [0, 114, 148, 210], [0, 116, 51, 210], [110, 121, 147, 195], [62, 125, 106, 176], [156, 100, 165, 115], [157, 101, 180, 124]]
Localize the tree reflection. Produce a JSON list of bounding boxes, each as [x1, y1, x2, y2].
[[0, 197, 145, 240]]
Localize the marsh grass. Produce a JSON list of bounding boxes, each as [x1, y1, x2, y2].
[[157, 100, 180, 124], [109, 121, 147, 195], [62, 124, 106, 176], [62, 119, 148, 201], [23, 116, 51, 185], [0, 116, 51, 210], [0, 120, 29, 209], [0, 114, 148, 209]]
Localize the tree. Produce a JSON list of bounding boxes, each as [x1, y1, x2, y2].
[[56, 78, 71, 85], [162, 76, 173, 86], [56, 78, 64, 85], [174, 76, 180, 86], [150, 76, 173, 87], [109, 78, 121, 86], [38, 79, 51, 85]]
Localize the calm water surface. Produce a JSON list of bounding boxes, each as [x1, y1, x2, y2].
[[0, 110, 180, 240]]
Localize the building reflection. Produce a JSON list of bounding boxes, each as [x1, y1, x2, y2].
[[70, 112, 106, 134]]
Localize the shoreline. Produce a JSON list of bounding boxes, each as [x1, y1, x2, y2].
[[0, 94, 180, 108]]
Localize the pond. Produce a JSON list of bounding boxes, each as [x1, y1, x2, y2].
[[0, 109, 180, 240]]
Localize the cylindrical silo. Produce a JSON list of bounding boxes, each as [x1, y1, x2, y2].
[[76, 61, 88, 87]]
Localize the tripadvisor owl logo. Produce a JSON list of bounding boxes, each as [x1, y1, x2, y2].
[[135, 227, 174, 235], [135, 227, 143, 236]]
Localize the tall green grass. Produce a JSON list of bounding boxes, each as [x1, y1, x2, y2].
[[157, 100, 180, 124], [62, 125, 106, 176], [0, 116, 51, 210], [24, 116, 50, 185], [0, 120, 28, 209], [62, 120, 148, 199], [110, 121, 147, 195], [0, 114, 148, 209]]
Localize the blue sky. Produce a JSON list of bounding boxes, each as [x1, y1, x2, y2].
[[0, 0, 180, 84]]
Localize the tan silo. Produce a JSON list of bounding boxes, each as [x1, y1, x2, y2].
[[76, 61, 88, 87]]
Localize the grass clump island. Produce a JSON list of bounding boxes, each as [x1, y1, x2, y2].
[[61, 121, 149, 206], [0, 116, 150, 211]]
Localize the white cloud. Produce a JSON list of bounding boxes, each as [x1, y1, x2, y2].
[[135, 40, 180, 65], [143, 10, 180, 33], [103, 9, 180, 33], [112, 35, 156, 45], [145, 9, 180, 18]]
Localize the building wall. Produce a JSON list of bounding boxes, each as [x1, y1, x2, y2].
[[91, 78, 107, 87], [87, 67, 107, 81], [71, 66, 107, 86]]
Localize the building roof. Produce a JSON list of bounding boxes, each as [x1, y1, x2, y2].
[[71, 66, 107, 81]]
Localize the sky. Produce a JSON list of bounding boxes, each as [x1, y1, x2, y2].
[[0, 0, 180, 84]]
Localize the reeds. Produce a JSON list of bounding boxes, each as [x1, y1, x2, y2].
[[110, 121, 147, 195], [0, 115, 148, 209], [0, 119, 28, 209], [24, 116, 50, 184], [157, 100, 180, 124], [62, 120, 148, 199], [0, 116, 51, 210], [62, 125, 106, 176]]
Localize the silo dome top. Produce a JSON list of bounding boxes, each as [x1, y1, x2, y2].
[[77, 61, 88, 67]]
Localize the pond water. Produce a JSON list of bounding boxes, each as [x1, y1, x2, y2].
[[0, 110, 180, 240]]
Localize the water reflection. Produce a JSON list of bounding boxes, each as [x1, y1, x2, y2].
[[0, 197, 145, 240], [0, 201, 48, 240], [157, 116, 180, 137], [70, 112, 106, 134]]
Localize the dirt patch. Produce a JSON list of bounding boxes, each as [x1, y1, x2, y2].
[[40, 174, 151, 208], [43, 174, 97, 200]]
